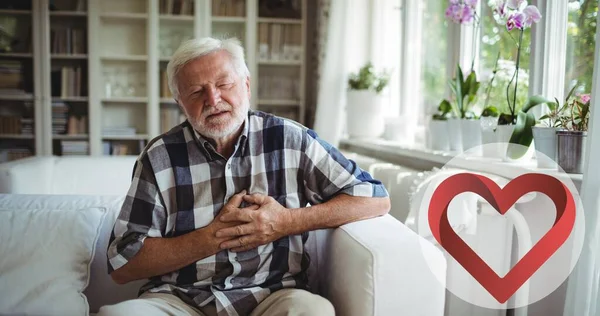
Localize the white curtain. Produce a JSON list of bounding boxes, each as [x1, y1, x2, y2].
[[563, 7, 600, 316]]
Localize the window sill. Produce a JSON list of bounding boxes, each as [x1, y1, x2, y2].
[[338, 138, 583, 186]]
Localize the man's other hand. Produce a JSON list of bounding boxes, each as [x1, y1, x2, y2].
[[216, 193, 292, 252], [207, 190, 259, 243]]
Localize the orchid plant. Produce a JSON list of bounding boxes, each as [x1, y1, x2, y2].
[[442, 0, 482, 119]]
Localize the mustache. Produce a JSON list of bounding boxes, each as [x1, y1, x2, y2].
[[202, 103, 232, 116]]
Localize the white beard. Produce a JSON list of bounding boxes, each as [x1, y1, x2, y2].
[[186, 99, 249, 139]]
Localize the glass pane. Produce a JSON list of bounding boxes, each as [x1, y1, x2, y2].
[[565, 0, 598, 95], [421, 0, 448, 115], [479, 1, 532, 116]]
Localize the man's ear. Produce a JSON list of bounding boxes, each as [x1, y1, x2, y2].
[[245, 76, 251, 99]]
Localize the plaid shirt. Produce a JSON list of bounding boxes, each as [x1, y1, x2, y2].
[[107, 110, 388, 316]]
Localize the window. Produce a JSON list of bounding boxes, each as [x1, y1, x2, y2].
[[565, 0, 598, 94], [479, 1, 532, 116], [421, 0, 449, 117]]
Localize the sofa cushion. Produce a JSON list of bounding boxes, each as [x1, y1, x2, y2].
[[0, 206, 106, 315]]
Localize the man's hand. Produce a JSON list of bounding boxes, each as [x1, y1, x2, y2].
[[207, 190, 259, 241], [215, 193, 292, 252]]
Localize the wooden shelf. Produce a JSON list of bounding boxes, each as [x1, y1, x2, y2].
[[102, 97, 148, 103], [51, 54, 88, 59], [102, 134, 148, 140], [50, 11, 87, 17], [258, 17, 302, 24], [53, 134, 89, 140], [160, 14, 193, 22], [100, 13, 148, 20], [0, 134, 34, 140], [101, 55, 148, 62], [52, 96, 88, 102], [0, 94, 34, 101], [258, 59, 302, 66], [258, 99, 301, 106], [212, 16, 246, 23], [0, 9, 31, 15], [0, 53, 33, 58]]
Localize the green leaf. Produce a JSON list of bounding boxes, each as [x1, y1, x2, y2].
[[507, 111, 536, 159], [438, 99, 452, 114], [565, 82, 579, 102], [455, 64, 464, 117], [522, 95, 556, 113], [481, 106, 499, 117]]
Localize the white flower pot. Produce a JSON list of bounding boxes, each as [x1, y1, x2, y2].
[[346, 90, 385, 138], [447, 117, 463, 153], [460, 119, 482, 155], [532, 126, 559, 169], [428, 120, 450, 151], [496, 124, 534, 162]]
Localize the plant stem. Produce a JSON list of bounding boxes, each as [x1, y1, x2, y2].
[[484, 51, 501, 108], [505, 29, 524, 123]]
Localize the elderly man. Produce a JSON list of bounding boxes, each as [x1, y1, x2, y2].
[[100, 37, 390, 316]]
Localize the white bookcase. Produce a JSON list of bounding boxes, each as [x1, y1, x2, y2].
[[0, 0, 306, 160]]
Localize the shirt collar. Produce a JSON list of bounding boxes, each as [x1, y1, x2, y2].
[[189, 111, 250, 159]]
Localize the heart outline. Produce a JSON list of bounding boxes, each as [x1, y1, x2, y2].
[[428, 173, 576, 303]]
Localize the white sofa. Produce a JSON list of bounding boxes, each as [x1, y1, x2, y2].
[[0, 155, 447, 316]]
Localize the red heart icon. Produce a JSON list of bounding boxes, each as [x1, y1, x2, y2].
[[428, 173, 576, 303]]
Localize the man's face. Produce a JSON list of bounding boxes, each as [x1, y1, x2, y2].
[[176, 50, 251, 139]]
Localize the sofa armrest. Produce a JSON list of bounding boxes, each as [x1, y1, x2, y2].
[[0, 157, 54, 193], [323, 214, 446, 316]]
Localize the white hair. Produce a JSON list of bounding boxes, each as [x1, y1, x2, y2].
[[166, 37, 250, 100]]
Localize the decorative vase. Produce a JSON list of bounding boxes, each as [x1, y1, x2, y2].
[[345, 90, 385, 138], [447, 117, 463, 153], [557, 131, 587, 174], [428, 120, 450, 151], [460, 119, 482, 155], [532, 126, 560, 169]]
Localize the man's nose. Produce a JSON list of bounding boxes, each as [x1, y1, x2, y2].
[[205, 85, 221, 106]]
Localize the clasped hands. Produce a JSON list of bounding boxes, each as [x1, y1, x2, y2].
[[212, 190, 293, 252]]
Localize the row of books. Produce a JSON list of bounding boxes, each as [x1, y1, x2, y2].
[[102, 140, 146, 156], [160, 0, 194, 15], [0, 61, 23, 90], [51, 66, 84, 97], [212, 0, 245, 17], [160, 107, 186, 133], [0, 148, 33, 163], [65, 116, 87, 135], [60, 141, 89, 155], [52, 102, 69, 134], [258, 23, 302, 61], [51, 27, 86, 55], [0, 116, 33, 135], [257, 75, 300, 100]]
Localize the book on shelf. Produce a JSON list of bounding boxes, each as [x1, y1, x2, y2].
[[0, 60, 23, 90], [51, 27, 86, 54], [160, 107, 185, 133], [103, 140, 146, 156], [212, 0, 245, 17], [160, 0, 194, 15], [61, 140, 89, 156], [0, 115, 22, 134], [66, 115, 87, 134], [0, 148, 33, 163], [259, 23, 302, 62], [51, 66, 84, 97], [52, 101, 69, 134], [160, 70, 172, 98]]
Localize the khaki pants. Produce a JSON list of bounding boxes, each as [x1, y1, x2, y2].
[[96, 289, 335, 316]]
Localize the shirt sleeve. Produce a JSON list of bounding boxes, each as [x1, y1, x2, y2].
[[300, 129, 388, 205], [106, 153, 167, 273]]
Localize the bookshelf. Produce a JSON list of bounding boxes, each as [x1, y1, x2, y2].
[[0, 0, 307, 162]]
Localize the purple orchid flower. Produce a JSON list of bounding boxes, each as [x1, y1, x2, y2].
[[464, 0, 478, 9], [522, 5, 542, 27], [445, 2, 475, 24], [506, 12, 525, 30]]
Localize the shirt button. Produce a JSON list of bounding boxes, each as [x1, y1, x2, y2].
[[227, 164, 231, 170]]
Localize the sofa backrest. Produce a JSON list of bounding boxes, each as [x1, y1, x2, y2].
[[0, 194, 327, 313], [0, 156, 138, 195]]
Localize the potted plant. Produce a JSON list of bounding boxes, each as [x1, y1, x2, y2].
[[346, 62, 390, 138], [429, 100, 452, 151], [556, 93, 590, 174], [530, 85, 578, 168], [487, 0, 542, 159]]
